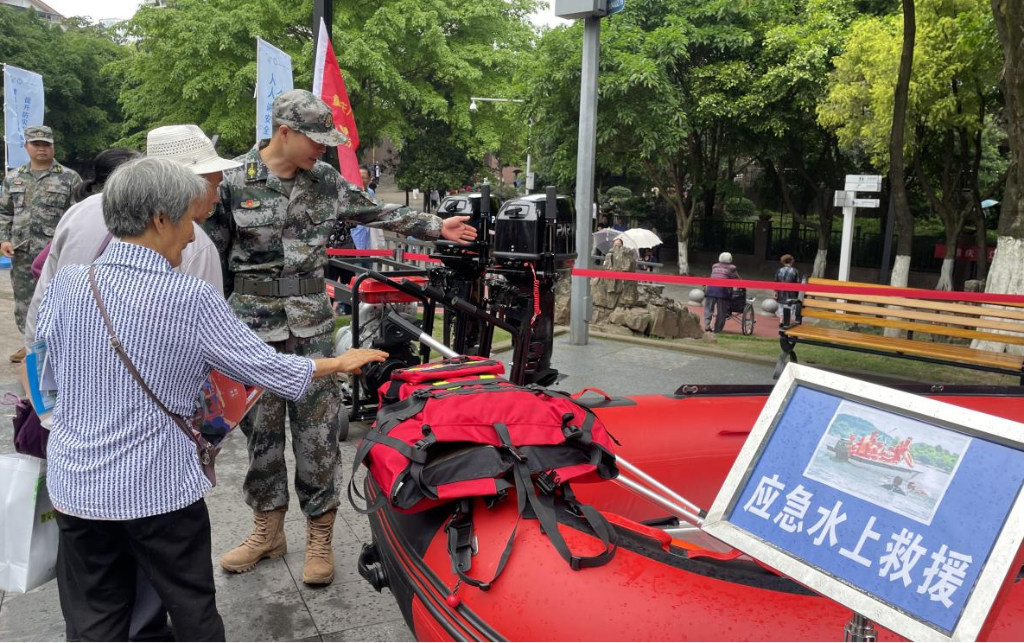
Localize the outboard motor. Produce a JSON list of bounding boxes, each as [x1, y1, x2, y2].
[[491, 187, 577, 386]]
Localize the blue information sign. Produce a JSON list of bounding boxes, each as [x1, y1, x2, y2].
[[255, 38, 294, 142], [607, 0, 625, 15], [703, 365, 1024, 641]]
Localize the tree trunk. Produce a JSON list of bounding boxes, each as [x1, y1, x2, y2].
[[976, 0, 1024, 353], [677, 242, 690, 276], [988, 0, 1024, 287], [888, 0, 916, 290], [813, 249, 828, 278], [974, 206, 989, 281], [885, 0, 917, 337]]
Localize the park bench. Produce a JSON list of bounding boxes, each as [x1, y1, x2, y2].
[[776, 277, 1024, 383]]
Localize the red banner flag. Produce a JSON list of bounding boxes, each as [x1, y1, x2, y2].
[[313, 19, 362, 188]]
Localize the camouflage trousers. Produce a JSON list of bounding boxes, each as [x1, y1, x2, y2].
[[11, 249, 36, 334], [240, 330, 345, 518]]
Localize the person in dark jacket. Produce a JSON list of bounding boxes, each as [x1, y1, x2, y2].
[[774, 254, 801, 317], [706, 252, 739, 333]]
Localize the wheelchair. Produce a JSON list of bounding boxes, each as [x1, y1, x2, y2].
[[719, 288, 756, 336]]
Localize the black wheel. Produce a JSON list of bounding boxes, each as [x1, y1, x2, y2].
[[742, 305, 755, 336]]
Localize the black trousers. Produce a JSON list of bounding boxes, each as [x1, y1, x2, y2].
[[65, 566, 171, 642], [56, 499, 225, 642]]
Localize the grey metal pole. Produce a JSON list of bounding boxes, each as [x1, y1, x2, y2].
[[313, 0, 333, 51], [570, 16, 601, 346], [843, 613, 877, 642]]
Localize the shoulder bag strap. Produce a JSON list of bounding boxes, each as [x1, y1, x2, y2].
[[93, 232, 115, 261], [87, 265, 210, 463]]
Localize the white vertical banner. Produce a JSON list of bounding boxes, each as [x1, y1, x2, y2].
[[3, 65, 45, 170], [312, 17, 328, 97], [255, 39, 293, 142]]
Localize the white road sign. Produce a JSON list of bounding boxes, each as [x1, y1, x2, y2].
[[853, 198, 880, 208], [845, 174, 883, 193]]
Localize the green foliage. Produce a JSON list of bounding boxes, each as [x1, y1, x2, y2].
[[0, 8, 128, 169], [334, 0, 539, 181], [113, 0, 311, 156], [394, 116, 478, 191], [909, 443, 959, 473], [818, 0, 1002, 174], [604, 186, 633, 201], [725, 196, 757, 218]]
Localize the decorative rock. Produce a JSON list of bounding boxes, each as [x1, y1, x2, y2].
[[964, 279, 986, 293], [688, 288, 705, 303]]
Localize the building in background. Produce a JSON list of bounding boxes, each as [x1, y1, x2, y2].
[[0, 0, 64, 24]]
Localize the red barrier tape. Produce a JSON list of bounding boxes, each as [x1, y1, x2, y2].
[[326, 249, 393, 257], [571, 268, 1024, 306], [404, 252, 442, 264]]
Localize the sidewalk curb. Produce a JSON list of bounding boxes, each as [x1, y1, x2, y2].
[[580, 328, 923, 385]]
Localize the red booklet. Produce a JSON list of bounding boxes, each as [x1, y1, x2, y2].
[[196, 371, 263, 446]]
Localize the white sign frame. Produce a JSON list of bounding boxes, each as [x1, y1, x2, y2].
[[703, 364, 1024, 642]]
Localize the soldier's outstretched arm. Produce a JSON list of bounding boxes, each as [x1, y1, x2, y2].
[[334, 176, 443, 241]]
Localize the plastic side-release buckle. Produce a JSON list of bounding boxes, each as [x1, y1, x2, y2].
[[506, 444, 527, 464], [536, 471, 557, 495]]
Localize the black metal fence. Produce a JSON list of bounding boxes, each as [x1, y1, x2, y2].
[[687, 219, 756, 256], [689, 219, 945, 273]]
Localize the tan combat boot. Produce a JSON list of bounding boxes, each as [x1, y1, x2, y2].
[[302, 509, 337, 585], [220, 507, 288, 573]]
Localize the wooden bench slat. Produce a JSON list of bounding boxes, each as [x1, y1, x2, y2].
[[807, 291, 1024, 322], [808, 278, 1024, 315], [800, 309, 1024, 346], [786, 326, 1024, 370], [802, 299, 1024, 335]]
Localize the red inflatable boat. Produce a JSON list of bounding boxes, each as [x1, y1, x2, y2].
[[356, 384, 1024, 641]]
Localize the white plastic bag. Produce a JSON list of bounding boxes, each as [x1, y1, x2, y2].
[[0, 454, 58, 592]]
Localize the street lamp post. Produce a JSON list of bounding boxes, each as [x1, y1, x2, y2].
[[469, 97, 531, 190]]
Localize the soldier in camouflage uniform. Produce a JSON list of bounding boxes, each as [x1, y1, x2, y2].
[[0, 125, 81, 361], [209, 90, 475, 585]]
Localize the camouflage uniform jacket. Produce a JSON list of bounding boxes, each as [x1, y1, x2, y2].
[[0, 162, 82, 255], [206, 144, 443, 341]]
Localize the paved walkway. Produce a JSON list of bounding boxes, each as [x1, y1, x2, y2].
[[0, 262, 776, 641]]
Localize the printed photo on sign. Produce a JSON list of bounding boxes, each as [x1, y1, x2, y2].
[[802, 399, 971, 525]]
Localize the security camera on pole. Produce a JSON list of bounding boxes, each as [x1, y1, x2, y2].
[[555, 0, 625, 346], [833, 174, 882, 281]]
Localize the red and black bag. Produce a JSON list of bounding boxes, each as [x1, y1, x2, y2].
[[348, 356, 620, 589]]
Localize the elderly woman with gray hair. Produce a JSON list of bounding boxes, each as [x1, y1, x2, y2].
[[35, 157, 386, 641]]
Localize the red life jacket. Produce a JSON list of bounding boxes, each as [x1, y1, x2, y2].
[[348, 356, 619, 589]]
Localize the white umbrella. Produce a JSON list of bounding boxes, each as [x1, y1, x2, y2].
[[592, 228, 623, 254], [617, 228, 662, 250]]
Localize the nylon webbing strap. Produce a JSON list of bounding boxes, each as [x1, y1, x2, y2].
[[445, 503, 520, 592]]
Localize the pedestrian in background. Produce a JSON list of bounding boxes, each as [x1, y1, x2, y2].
[[705, 252, 739, 333], [0, 125, 81, 362], [775, 254, 801, 318]]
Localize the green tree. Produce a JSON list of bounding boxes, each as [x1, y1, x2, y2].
[[751, 0, 858, 277], [982, 0, 1024, 313], [0, 8, 127, 169], [521, 0, 784, 274], [113, 0, 311, 156], [819, 0, 1004, 290], [332, 0, 539, 186]]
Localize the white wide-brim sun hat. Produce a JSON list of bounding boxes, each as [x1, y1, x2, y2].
[[146, 124, 242, 174]]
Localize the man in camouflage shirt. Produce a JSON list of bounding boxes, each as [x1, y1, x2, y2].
[[0, 125, 81, 362], [208, 89, 475, 585]]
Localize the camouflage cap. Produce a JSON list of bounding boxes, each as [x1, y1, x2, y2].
[[272, 89, 348, 147], [24, 125, 53, 144]]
